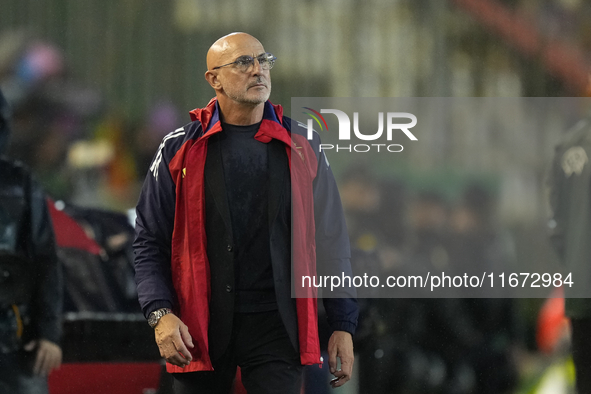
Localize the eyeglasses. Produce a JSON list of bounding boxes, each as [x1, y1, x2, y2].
[[212, 52, 276, 72]]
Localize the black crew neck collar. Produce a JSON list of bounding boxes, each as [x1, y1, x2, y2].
[[221, 120, 262, 129]]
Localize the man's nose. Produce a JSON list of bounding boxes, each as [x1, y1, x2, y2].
[[251, 58, 264, 74]]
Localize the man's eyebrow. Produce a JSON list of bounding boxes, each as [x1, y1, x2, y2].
[[238, 53, 265, 58], [233, 53, 262, 59]]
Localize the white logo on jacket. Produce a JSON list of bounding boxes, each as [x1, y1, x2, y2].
[[150, 128, 185, 180]]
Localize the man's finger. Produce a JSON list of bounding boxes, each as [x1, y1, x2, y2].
[[166, 346, 191, 367], [161, 344, 182, 366], [24, 340, 37, 352], [341, 363, 353, 378], [330, 369, 351, 388], [53, 347, 63, 371], [160, 341, 187, 367], [172, 335, 192, 363], [180, 324, 194, 349], [340, 355, 354, 373], [328, 348, 338, 374], [330, 354, 353, 388], [156, 338, 188, 365], [34, 348, 47, 376], [40, 351, 54, 376], [167, 353, 189, 367], [331, 375, 350, 388], [47, 353, 59, 373], [331, 370, 349, 378]]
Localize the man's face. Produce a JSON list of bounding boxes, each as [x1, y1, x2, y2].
[[214, 38, 271, 106]]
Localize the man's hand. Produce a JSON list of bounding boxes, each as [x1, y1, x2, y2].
[[24, 339, 62, 377], [154, 313, 194, 367], [327, 330, 354, 389]]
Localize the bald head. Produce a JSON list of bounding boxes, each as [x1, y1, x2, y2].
[[204, 33, 272, 124], [206, 33, 265, 71]]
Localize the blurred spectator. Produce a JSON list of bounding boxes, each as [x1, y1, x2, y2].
[[339, 166, 383, 253], [0, 35, 102, 202], [405, 190, 450, 273], [548, 115, 591, 393], [357, 190, 466, 394], [93, 116, 138, 208], [399, 191, 478, 394], [357, 186, 522, 394], [133, 100, 181, 175], [0, 88, 63, 393], [446, 184, 521, 394]]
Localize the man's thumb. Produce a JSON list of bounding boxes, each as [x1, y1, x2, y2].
[[23, 340, 37, 351]]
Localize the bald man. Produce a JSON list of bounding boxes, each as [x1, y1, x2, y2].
[[134, 33, 358, 394]]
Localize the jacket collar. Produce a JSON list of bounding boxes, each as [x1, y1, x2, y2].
[[188, 98, 290, 145]]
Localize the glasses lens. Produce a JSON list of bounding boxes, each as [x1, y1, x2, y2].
[[235, 56, 255, 72], [258, 53, 276, 70]]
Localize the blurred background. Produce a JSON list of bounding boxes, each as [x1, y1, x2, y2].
[[1, 0, 591, 393]]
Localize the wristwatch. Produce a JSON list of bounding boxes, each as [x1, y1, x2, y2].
[[148, 308, 173, 328]]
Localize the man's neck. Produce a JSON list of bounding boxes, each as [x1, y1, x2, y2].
[[218, 99, 265, 126]]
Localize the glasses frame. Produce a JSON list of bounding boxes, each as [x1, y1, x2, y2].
[[212, 52, 276, 72]]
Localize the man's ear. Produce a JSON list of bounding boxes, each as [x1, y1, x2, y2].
[[205, 70, 221, 90]]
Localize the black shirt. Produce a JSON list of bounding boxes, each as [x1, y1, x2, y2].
[[219, 122, 277, 312]]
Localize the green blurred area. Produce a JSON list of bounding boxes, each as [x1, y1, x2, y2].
[[2, 0, 589, 119]]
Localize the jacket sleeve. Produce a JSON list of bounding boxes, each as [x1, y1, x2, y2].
[[312, 145, 359, 336], [133, 138, 179, 319], [29, 175, 62, 344]]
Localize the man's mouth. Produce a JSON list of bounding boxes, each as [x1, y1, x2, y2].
[[249, 78, 267, 89]]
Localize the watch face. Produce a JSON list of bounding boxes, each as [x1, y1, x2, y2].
[[148, 313, 158, 327], [148, 308, 171, 327]]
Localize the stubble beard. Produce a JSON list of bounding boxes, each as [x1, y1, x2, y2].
[[226, 77, 271, 106]]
